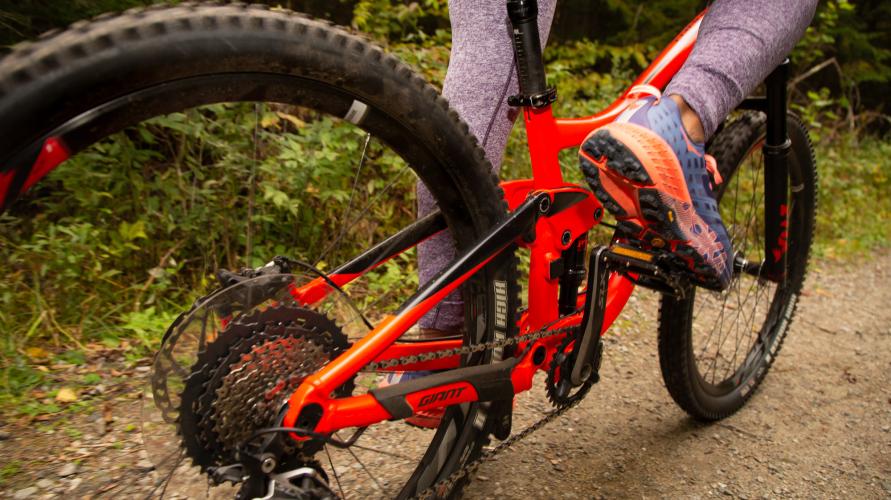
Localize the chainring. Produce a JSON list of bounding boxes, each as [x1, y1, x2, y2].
[[545, 331, 598, 407], [178, 303, 351, 471]]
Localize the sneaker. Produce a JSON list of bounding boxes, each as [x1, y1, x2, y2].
[[578, 94, 732, 290], [377, 371, 444, 429]]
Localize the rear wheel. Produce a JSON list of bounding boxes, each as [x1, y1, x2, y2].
[[658, 112, 817, 420], [0, 5, 517, 497]]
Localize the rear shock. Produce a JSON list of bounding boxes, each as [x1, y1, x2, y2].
[[558, 234, 588, 315]]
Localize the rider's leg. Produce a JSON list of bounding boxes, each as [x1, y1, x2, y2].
[[417, 0, 557, 332], [581, 0, 818, 290], [665, 0, 819, 141]]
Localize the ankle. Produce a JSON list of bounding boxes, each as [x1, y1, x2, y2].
[[667, 94, 706, 144]]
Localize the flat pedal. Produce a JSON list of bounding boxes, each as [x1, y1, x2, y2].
[[604, 243, 688, 296]]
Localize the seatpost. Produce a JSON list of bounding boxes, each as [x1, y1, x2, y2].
[[762, 59, 790, 282], [506, 0, 556, 108]]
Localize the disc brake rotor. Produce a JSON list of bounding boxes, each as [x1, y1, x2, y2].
[[142, 269, 369, 487]]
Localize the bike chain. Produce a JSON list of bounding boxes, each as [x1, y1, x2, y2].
[[159, 294, 584, 499], [416, 391, 582, 500], [365, 319, 577, 372], [356, 314, 583, 500]]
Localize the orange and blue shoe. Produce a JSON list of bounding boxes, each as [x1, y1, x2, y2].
[[579, 94, 732, 290]]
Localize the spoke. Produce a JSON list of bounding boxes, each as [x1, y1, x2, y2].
[[709, 154, 766, 381], [349, 443, 415, 461], [725, 276, 758, 378], [321, 133, 372, 264], [146, 448, 184, 500], [735, 281, 766, 374], [334, 429, 415, 462], [717, 268, 760, 379], [698, 285, 731, 375], [728, 271, 747, 378], [699, 151, 755, 382], [312, 163, 412, 268], [197, 308, 210, 353], [705, 278, 736, 382], [692, 291, 706, 321], [245, 103, 261, 267], [695, 137, 779, 385], [342, 440, 389, 495], [748, 280, 773, 341], [325, 444, 346, 499]]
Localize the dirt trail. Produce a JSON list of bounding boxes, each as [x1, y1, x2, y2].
[[1, 252, 889, 499], [468, 251, 891, 499]]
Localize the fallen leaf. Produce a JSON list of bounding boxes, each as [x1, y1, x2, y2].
[[55, 387, 78, 403], [26, 346, 51, 362], [276, 111, 306, 129], [260, 113, 281, 128]]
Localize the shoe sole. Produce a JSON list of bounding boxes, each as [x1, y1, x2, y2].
[[579, 125, 727, 289]]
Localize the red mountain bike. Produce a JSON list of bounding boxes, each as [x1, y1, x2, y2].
[[0, 2, 816, 498]]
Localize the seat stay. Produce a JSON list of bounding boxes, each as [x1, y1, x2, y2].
[[289, 210, 447, 306]]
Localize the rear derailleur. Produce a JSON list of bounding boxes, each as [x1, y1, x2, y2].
[[208, 429, 336, 500]]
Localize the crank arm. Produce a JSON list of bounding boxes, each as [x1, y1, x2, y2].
[[567, 246, 609, 385]]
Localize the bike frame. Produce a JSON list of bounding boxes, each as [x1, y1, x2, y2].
[[0, 3, 791, 443], [276, 12, 707, 435]]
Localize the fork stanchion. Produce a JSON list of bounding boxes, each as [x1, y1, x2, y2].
[[763, 59, 791, 283]]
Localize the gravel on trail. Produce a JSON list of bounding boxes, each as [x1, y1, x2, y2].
[[1, 252, 889, 499]]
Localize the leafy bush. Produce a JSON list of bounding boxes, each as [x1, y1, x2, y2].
[[0, 102, 419, 400]]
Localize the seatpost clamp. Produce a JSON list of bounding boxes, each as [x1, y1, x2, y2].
[[507, 87, 557, 108]]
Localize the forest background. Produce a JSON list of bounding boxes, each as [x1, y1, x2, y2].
[[0, 0, 888, 420]]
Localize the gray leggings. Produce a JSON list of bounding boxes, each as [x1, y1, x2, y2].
[[418, 0, 818, 330]]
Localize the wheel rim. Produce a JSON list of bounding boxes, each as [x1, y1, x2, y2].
[[2, 73, 491, 498]]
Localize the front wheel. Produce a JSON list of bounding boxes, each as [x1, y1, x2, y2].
[[658, 112, 817, 420]]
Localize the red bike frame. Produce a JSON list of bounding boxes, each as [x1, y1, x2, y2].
[[275, 13, 706, 435], [0, 9, 704, 440]]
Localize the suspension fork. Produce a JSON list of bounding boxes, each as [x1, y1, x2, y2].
[[763, 59, 791, 283]]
